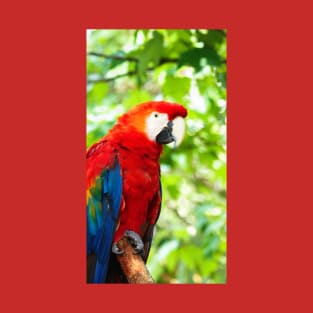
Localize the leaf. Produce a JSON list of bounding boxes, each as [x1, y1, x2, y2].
[[123, 89, 151, 108], [196, 30, 225, 49], [155, 240, 179, 262], [179, 246, 202, 271], [136, 31, 164, 77], [216, 63, 227, 88], [162, 75, 191, 103], [196, 76, 216, 95], [178, 47, 222, 71], [87, 83, 108, 106]]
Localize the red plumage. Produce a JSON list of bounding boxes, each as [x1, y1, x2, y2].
[[87, 101, 187, 257]]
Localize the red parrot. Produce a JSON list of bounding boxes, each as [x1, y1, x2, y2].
[[86, 101, 187, 283]]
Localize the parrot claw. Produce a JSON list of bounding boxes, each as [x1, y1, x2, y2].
[[124, 230, 144, 254], [112, 242, 124, 255]]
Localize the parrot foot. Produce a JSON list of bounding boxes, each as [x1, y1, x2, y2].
[[112, 242, 124, 255], [111, 230, 144, 255], [124, 230, 144, 254]]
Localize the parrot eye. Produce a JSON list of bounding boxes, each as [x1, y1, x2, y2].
[[154, 113, 159, 118]]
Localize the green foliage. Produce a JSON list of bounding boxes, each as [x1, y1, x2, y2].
[[87, 29, 227, 283]]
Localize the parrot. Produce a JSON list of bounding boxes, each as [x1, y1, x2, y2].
[[86, 101, 187, 283]]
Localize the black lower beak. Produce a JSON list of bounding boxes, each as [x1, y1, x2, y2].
[[156, 121, 176, 144]]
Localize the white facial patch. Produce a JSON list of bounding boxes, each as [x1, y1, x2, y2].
[[146, 112, 169, 141], [167, 116, 186, 148]]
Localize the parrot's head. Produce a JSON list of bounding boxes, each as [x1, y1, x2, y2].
[[117, 101, 188, 148]]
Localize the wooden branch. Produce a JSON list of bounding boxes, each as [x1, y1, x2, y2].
[[88, 51, 178, 64], [87, 71, 137, 83], [116, 237, 155, 284], [88, 52, 138, 62], [87, 52, 179, 84]]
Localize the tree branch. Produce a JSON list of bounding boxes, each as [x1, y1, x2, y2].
[[87, 66, 156, 84], [88, 51, 178, 64], [87, 52, 179, 84], [116, 237, 155, 284], [87, 71, 137, 83], [88, 52, 138, 62]]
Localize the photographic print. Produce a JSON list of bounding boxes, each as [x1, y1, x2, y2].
[[86, 29, 226, 284]]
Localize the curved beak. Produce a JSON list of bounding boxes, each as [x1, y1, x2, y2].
[[156, 120, 175, 145], [156, 116, 186, 148]]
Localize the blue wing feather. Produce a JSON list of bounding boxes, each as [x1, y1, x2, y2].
[[87, 159, 123, 283]]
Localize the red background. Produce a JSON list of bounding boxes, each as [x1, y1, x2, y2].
[[1, 1, 312, 312]]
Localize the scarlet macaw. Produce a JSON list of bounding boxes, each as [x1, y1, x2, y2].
[[86, 101, 187, 283]]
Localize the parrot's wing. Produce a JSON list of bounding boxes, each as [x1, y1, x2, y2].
[[87, 151, 123, 283]]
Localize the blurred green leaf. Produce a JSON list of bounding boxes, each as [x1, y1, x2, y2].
[[123, 89, 151, 107], [162, 75, 191, 103], [178, 47, 222, 71], [87, 83, 108, 106], [131, 31, 164, 78]]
